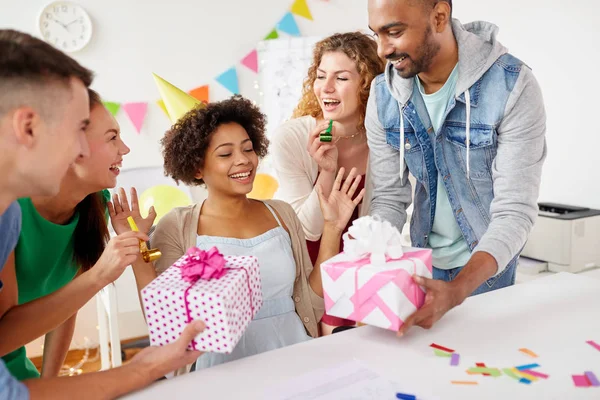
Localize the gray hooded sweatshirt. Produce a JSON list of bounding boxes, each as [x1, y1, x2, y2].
[[366, 19, 547, 275]]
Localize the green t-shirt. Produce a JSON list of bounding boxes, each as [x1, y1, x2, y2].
[[2, 190, 109, 380]]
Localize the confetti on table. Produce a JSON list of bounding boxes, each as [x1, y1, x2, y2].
[[476, 362, 491, 376], [513, 369, 539, 382], [430, 343, 454, 353], [522, 370, 549, 379], [503, 368, 521, 380], [451, 381, 478, 385], [434, 349, 452, 357], [585, 371, 600, 387], [587, 340, 600, 352], [515, 363, 540, 371], [450, 353, 460, 366], [519, 348, 539, 358], [503, 369, 532, 384], [396, 393, 416, 400], [467, 367, 502, 377], [573, 375, 592, 387]]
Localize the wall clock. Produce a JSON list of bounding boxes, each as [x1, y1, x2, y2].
[[38, 1, 93, 53]]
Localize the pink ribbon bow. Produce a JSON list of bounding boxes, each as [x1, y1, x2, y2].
[[179, 246, 227, 282]]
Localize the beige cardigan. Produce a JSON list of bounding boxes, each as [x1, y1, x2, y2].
[[151, 199, 325, 339], [271, 116, 373, 241]]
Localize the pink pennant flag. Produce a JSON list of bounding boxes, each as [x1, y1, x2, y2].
[[241, 49, 258, 73], [122, 102, 148, 134]]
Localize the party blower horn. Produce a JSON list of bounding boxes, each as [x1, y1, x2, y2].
[[320, 119, 333, 142], [127, 217, 161, 263]]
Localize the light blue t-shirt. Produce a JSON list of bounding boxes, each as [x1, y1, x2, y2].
[[415, 65, 471, 269], [0, 202, 30, 400]]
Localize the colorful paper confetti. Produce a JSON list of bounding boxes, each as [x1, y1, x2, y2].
[[513, 369, 539, 382], [434, 348, 452, 357], [476, 362, 491, 376], [519, 348, 539, 358], [587, 340, 600, 352], [503, 368, 531, 384], [573, 375, 592, 387], [396, 393, 416, 400], [430, 343, 454, 353], [503, 368, 521, 380], [515, 363, 540, 371], [467, 367, 502, 377], [451, 381, 479, 385], [450, 353, 460, 366], [585, 371, 600, 387], [522, 370, 549, 379]]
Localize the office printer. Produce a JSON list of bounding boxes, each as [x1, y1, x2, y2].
[[522, 203, 600, 273]]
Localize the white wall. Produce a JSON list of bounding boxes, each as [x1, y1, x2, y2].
[[453, 0, 600, 209], [3, 0, 598, 207], [2, 0, 599, 357]]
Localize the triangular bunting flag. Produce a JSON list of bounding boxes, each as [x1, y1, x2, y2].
[[156, 99, 168, 116], [264, 29, 279, 40], [277, 12, 300, 36], [122, 102, 148, 133], [291, 0, 313, 21], [152, 74, 201, 123], [215, 67, 239, 94], [241, 49, 258, 73], [189, 85, 209, 103], [103, 101, 121, 116]]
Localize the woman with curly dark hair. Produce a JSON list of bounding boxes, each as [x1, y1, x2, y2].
[[271, 32, 385, 334], [150, 95, 365, 371]]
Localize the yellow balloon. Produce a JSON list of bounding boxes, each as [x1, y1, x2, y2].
[[139, 185, 192, 223], [248, 173, 279, 200]]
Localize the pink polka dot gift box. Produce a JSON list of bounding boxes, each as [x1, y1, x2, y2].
[[142, 246, 263, 353]]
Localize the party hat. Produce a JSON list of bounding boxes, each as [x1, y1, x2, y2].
[[152, 73, 202, 123]]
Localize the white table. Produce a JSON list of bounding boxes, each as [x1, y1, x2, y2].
[[124, 273, 600, 399]]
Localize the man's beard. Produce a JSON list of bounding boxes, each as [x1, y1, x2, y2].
[[388, 25, 441, 79]]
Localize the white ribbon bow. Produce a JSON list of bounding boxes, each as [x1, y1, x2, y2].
[[342, 216, 404, 265]]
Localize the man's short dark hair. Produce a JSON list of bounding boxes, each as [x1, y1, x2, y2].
[[0, 29, 94, 116], [411, 0, 453, 17]]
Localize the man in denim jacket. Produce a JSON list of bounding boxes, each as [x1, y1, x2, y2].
[[366, 0, 546, 334]]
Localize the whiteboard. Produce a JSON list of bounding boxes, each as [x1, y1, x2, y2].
[[257, 36, 322, 139]]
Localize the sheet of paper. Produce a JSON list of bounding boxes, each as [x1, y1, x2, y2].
[[265, 360, 402, 400]]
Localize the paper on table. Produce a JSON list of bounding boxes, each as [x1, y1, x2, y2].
[[518, 348, 539, 358], [584, 371, 600, 387], [434, 349, 452, 357], [513, 369, 538, 382], [587, 340, 600, 352], [467, 367, 502, 377], [450, 353, 460, 366], [265, 360, 431, 400], [572, 375, 591, 387], [515, 363, 540, 371], [521, 370, 549, 379]]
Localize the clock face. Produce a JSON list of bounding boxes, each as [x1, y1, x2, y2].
[[38, 2, 92, 53]]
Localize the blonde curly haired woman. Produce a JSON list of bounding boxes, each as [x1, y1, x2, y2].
[[272, 32, 385, 334]]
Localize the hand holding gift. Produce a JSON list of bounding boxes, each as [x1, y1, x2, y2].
[[320, 216, 433, 331], [142, 246, 262, 353]]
